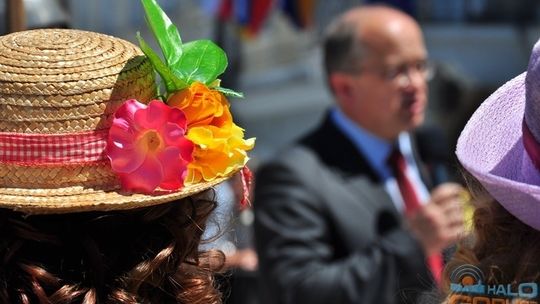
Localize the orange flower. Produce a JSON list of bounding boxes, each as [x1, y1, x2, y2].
[[168, 81, 231, 128], [168, 82, 255, 183]]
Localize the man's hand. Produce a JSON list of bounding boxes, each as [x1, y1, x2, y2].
[[407, 183, 466, 256], [224, 248, 259, 271]]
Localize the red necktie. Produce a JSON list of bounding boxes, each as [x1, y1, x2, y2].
[[388, 147, 443, 285]]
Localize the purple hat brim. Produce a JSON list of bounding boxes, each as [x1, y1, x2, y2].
[[456, 72, 540, 230]]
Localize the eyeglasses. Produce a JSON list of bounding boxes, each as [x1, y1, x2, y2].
[[360, 60, 434, 86]]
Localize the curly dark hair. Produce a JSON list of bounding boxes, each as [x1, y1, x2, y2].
[[442, 172, 540, 293], [0, 190, 225, 304]]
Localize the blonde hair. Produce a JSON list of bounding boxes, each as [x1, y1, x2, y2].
[[442, 172, 540, 295]]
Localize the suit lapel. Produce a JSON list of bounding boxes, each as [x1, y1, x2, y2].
[[299, 112, 380, 181], [299, 112, 398, 215]]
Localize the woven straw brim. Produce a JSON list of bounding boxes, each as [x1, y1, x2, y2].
[[0, 176, 230, 214]]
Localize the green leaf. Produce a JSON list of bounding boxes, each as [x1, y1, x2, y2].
[[172, 40, 227, 85], [137, 33, 188, 92], [214, 87, 244, 98], [141, 0, 183, 66]]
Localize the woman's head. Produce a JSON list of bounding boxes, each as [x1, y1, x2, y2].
[[0, 191, 224, 303], [443, 173, 540, 290], [455, 38, 540, 231], [0, 9, 252, 302], [450, 37, 540, 299], [0, 26, 253, 212], [0, 28, 232, 212]]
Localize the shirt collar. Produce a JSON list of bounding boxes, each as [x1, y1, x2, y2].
[[330, 107, 412, 179]]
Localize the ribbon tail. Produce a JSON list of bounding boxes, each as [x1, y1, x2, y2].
[[239, 165, 253, 208]]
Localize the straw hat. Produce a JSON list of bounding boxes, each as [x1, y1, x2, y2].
[[456, 38, 540, 230], [0, 29, 229, 214]]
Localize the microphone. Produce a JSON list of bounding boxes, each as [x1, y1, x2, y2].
[[415, 126, 452, 186]]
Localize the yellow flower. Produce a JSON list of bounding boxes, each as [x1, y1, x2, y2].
[[185, 123, 255, 184], [168, 82, 255, 183]]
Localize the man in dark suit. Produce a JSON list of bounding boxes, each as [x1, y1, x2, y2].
[[254, 5, 465, 304]]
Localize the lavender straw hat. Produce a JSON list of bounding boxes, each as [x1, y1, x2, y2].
[[456, 39, 540, 230]]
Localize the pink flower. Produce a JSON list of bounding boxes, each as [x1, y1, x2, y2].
[[106, 99, 194, 193]]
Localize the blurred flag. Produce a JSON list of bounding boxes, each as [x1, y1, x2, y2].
[[218, 0, 233, 21], [280, 0, 316, 29], [297, 0, 316, 28], [235, 0, 251, 25], [199, 0, 316, 37], [247, 0, 274, 35], [201, 0, 222, 16]]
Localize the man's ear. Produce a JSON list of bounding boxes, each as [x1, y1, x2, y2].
[[329, 72, 354, 107]]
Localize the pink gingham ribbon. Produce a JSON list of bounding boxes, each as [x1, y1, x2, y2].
[[0, 130, 108, 165]]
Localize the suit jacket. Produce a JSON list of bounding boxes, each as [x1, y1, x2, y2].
[[254, 113, 436, 304]]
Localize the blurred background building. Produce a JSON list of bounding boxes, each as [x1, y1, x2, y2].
[[4, 0, 540, 161]]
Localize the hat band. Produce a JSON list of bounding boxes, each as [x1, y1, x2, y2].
[[0, 130, 108, 165], [523, 120, 540, 171]]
